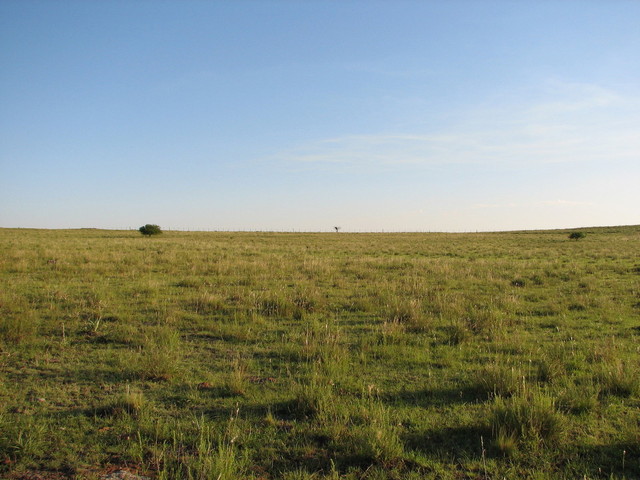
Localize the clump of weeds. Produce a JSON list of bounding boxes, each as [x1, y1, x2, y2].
[[594, 359, 639, 397], [490, 389, 565, 453], [476, 362, 524, 398]]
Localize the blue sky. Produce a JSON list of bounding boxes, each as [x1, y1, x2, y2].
[[1, 1, 638, 231]]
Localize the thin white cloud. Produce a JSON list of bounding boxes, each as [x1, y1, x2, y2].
[[473, 199, 595, 209], [526, 80, 622, 116], [539, 199, 595, 207], [343, 61, 436, 78], [272, 81, 640, 169]]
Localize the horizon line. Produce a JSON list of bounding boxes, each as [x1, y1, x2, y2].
[[1, 223, 638, 235]]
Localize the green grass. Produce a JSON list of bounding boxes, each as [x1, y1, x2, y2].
[[1, 226, 639, 479]]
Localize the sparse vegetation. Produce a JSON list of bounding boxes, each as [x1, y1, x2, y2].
[[1, 225, 639, 479]]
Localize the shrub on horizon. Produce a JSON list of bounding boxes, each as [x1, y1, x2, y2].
[[139, 224, 162, 236]]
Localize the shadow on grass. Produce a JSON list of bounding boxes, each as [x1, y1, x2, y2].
[[572, 441, 640, 479], [5, 362, 137, 388], [61, 366, 142, 385], [404, 424, 491, 460], [263, 443, 334, 478], [385, 385, 487, 408], [192, 331, 255, 344], [261, 428, 424, 479], [201, 398, 303, 422]]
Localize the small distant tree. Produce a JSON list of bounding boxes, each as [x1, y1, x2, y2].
[[139, 224, 162, 237], [334, 226, 341, 233], [568, 232, 586, 241]]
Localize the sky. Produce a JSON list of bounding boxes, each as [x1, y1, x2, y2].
[[1, 1, 639, 232]]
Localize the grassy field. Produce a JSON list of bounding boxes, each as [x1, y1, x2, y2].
[[1, 226, 639, 479]]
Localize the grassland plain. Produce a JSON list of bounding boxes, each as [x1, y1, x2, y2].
[[0, 226, 639, 479]]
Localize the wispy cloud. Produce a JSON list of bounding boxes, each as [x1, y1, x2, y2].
[[473, 199, 595, 209], [525, 80, 622, 116], [539, 199, 595, 207], [343, 60, 436, 78], [272, 81, 640, 170]]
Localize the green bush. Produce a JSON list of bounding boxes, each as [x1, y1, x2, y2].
[[568, 232, 586, 240], [139, 224, 162, 236]]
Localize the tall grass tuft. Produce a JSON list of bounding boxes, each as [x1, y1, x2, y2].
[[385, 298, 428, 331], [187, 292, 226, 315], [135, 326, 183, 381], [257, 293, 292, 318], [224, 354, 249, 396], [190, 424, 246, 480], [490, 390, 565, 450], [158, 414, 248, 480], [97, 387, 145, 418], [536, 352, 566, 384], [476, 363, 524, 398], [0, 294, 38, 344], [556, 379, 599, 415], [464, 305, 504, 335], [444, 319, 469, 345], [348, 395, 405, 465], [595, 359, 639, 397], [291, 374, 334, 419]]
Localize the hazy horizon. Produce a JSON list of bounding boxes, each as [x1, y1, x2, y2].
[[1, 223, 638, 235], [2, 1, 639, 232]]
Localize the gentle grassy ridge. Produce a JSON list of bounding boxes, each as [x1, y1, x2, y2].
[[1, 227, 639, 479]]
